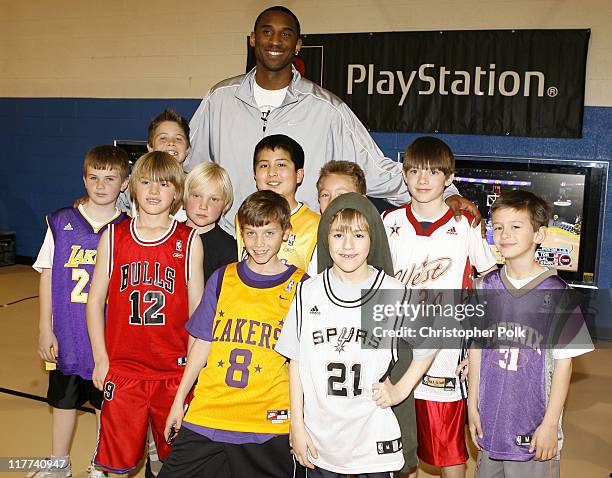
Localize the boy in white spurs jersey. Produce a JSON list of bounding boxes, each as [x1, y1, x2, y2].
[[382, 137, 497, 478], [276, 192, 436, 477]]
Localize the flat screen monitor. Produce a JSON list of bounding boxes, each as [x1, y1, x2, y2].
[[452, 155, 607, 287], [114, 140, 148, 172]]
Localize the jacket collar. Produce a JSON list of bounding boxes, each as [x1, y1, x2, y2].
[[235, 66, 301, 108]]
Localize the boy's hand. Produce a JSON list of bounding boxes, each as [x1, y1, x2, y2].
[[530, 422, 558, 461], [164, 400, 186, 442], [445, 195, 485, 237], [372, 378, 404, 408], [290, 423, 318, 469], [468, 406, 483, 450], [455, 358, 469, 382], [38, 330, 58, 362], [92, 358, 109, 391]]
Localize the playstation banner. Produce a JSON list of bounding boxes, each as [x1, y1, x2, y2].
[[246, 29, 590, 138]]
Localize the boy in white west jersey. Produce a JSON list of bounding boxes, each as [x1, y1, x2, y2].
[[277, 193, 436, 477], [383, 137, 497, 478]]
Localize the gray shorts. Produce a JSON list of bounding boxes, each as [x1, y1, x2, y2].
[[475, 450, 559, 478]]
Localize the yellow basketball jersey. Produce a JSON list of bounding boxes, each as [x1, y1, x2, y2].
[[236, 203, 320, 271], [184, 262, 305, 433]]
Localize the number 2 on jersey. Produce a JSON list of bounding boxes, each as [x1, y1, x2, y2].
[[70, 268, 90, 303], [327, 362, 363, 397]]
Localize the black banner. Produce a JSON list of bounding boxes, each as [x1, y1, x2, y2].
[[247, 29, 590, 138]]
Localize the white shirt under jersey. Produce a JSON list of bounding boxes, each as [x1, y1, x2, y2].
[[276, 267, 435, 474], [33, 205, 111, 272], [383, 204, 497, 402]]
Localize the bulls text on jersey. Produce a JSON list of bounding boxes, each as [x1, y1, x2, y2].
[[119, 261, 175, 293]]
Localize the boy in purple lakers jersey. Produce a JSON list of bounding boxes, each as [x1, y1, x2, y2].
[[468, 190, 593, 478], [32, 145, 129, 478]]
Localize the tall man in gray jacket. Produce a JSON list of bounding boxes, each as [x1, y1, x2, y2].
[[185, 5, 478, 236]]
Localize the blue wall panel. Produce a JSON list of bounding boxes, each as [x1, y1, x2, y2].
[[1, 98, 610, 286]]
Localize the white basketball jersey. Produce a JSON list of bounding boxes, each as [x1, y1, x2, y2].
[[288, 268, 405, 474], [383, 205, 497, 402]]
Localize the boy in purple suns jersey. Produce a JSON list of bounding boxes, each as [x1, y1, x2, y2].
[[468, 190, 593, 478], [32, 146, 129, 478]]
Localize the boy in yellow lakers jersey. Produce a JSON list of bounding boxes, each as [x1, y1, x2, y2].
[[236, 134, 319, 271], [159, 190, 307, 478]]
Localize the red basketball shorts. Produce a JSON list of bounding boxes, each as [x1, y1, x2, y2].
[[93, 372, 181, 474], [415, 398, 469, 467]]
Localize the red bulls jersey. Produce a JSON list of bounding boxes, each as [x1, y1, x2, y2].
[[106, 218, 196, 379]]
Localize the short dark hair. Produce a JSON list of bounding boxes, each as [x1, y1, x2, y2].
[[237, 190, 291, 232], [253, 134, 305, 170], [147, 108, 190, 147], [402, 136, 454, 177], [83, 145, 130, 180], [490, 190, 552, 230], [254, 6, 301, 37], [316, 160, 367, 195]]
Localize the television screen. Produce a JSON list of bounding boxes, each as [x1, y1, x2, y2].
[[452, 156, 607, 287], [114, 140, 149, 172]]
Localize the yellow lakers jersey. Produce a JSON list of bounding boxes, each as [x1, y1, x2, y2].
[[236, 203, 320, 271], [184, 262, 305, 433]]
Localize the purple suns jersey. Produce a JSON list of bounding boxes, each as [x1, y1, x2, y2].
[[47, 207, 126, 379], [476, 268, 579, 461]]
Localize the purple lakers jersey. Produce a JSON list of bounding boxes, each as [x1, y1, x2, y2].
[[477, 268, 568, 461], [47, 207, 126, 379]]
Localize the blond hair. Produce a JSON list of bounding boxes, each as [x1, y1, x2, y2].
[[184, 163, 234, 214], [316, 160, 367, 195], [328, 208, 370, 235], [129, 151, 184, 215]]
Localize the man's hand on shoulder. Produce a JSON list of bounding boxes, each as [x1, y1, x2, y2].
[[445, 195, 485, 237]]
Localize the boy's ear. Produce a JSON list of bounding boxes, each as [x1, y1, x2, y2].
[[146, 143, 153, 153], [445, 173, 455, 187], [120, 177, 129, 192], [249, 32, 256, 47], [534, 226, 547, 245], [296, 168, 305, 185], [282, 228, 291, 242]]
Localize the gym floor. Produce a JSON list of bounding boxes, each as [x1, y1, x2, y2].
[[1, 265, 610, 477]]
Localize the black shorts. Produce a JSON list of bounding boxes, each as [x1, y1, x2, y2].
[[307, 467, 393, 478], [158, 426, 305, 478], [47, 369, 103, 410], [390, 344, 418, 472]]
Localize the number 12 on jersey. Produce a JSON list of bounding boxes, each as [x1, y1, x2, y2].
[[327, 362, 363, 397]]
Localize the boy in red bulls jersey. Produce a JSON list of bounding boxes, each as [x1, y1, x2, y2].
[[382, 137, 497, 478], [87, 151, 204, 477], [32, 145, 129, 478], [468, 190, 592, 478], [158, 190, 307, 478]]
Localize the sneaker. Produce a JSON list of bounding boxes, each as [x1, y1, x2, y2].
[[86, 465, 106, 478], [25, 463, 72, 478]]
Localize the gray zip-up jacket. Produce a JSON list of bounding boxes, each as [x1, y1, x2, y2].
[[186, 67, 458, 236]]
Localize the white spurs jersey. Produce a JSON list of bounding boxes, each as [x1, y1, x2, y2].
[[276, 268, 405, 474], [382, 205, 497, 402]]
